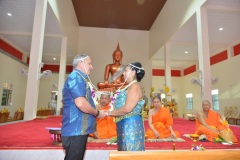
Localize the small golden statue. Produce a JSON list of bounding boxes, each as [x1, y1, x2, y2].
[[149, 87, 154, 109], [97, 44, 127, 91], [150, 87, 154, 99]]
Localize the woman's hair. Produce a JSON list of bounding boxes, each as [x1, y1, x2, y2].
[[72, 54, 89, 68], [129, 62, 145, 82]]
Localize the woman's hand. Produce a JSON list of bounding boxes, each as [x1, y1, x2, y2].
[[104, 110, 111, 116]]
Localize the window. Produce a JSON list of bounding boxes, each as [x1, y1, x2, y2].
[[212, 89, 219, 110], [1, 83, 13, 106], [186, 93, 193, 110]]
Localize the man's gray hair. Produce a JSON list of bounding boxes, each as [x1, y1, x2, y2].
[[72, 54, 89, 69]]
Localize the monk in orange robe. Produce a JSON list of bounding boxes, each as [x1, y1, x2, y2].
[[195, 100, 238, 143], [94, 92, 117, 139], [145, 96, 180, 139]]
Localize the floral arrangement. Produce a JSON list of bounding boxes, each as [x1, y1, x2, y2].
[[88, 81, 120, 111], [90, 87, 99, 105], [213, 135, 225, 143], [219, 116, 234, 143], [106, 137, 117, 145], [220, 115, 229, 127], [191, 144, 205, 151], [109, 91, 120, 110], [211, 115, 234, 143]]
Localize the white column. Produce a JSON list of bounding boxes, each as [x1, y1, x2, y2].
[[196, 7, 212, 102], [164, 43, 171, 92], [24, 0, 47, 120], [56, 37, 67, 115], [22, 53, 28, 63]]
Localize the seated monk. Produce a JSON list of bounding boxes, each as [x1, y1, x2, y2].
[[93, 92, 117, 139], [195, 100, 238, 143], [145, 96, 180, 139], [97, 44, 127, 91]]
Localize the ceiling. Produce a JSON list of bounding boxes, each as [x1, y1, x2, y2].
[[0, 0, 69, 64], [0, 0, 240, 69], [72, 0, 166, 31], [152, 0, 240, 69]]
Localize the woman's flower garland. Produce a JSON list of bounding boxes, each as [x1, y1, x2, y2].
[[109, 91, 120, 110], [89, 80, 137, 110], [88, 82, 98, 105], [88, 81, 120, 110]]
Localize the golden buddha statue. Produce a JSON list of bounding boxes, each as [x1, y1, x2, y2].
[[97, 44, 127, 91]]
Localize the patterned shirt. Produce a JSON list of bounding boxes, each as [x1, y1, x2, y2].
[[61, 69, 96, 136]]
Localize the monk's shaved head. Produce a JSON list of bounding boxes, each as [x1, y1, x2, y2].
[[152, 96, 161, 102], [202, 100, 211, 105], [202, 100, 211, 111]]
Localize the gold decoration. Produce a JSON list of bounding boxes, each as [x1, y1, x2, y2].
[[0, 108, 9, 113], [164, 86, 170, 93], [150, 87, 154, 99], [17, 108, 24, 112]]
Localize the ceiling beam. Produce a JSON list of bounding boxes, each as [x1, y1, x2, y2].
[[0, 32, 62, 38]]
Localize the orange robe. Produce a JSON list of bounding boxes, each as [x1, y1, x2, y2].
[[195, 110, 238, 142], [96, 105, 117, 139], [145, 107, 180, 139]]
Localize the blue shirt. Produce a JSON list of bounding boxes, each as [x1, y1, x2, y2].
[[61, 69, 96, 136]]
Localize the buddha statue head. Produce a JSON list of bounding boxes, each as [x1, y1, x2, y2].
[[112, 43, 123, 64]]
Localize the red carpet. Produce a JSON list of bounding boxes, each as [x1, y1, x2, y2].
[[0, 116, 239, 150]]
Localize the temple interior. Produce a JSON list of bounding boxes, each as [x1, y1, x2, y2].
[[0, 0, 240, 159]]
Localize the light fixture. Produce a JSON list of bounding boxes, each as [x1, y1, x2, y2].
[[7, 13, 12, 16], [185, 51, 188, 54], [219, 28, 223, 31], [53, 58, 56, 60]]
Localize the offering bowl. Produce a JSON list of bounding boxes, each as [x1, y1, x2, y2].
[[190, 134, 199, 142]]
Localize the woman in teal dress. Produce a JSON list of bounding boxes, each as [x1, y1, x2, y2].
[[107, 62, 145, 151]]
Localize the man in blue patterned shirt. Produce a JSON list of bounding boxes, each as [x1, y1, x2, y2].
[[62, 54, 106, 160]]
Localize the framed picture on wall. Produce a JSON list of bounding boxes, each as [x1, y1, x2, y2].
[[166, 94, 172, 102]]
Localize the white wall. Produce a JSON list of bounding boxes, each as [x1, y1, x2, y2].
[[152, 72, 186, 117], [0, 51, 27, 117], [78, 27, 152, 101], [181, 72, 202, 114], [211, 54, 240, 114], [152, 54, 240, 117], [0, 51, 68, 116], [38, 73, 60, 109]]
